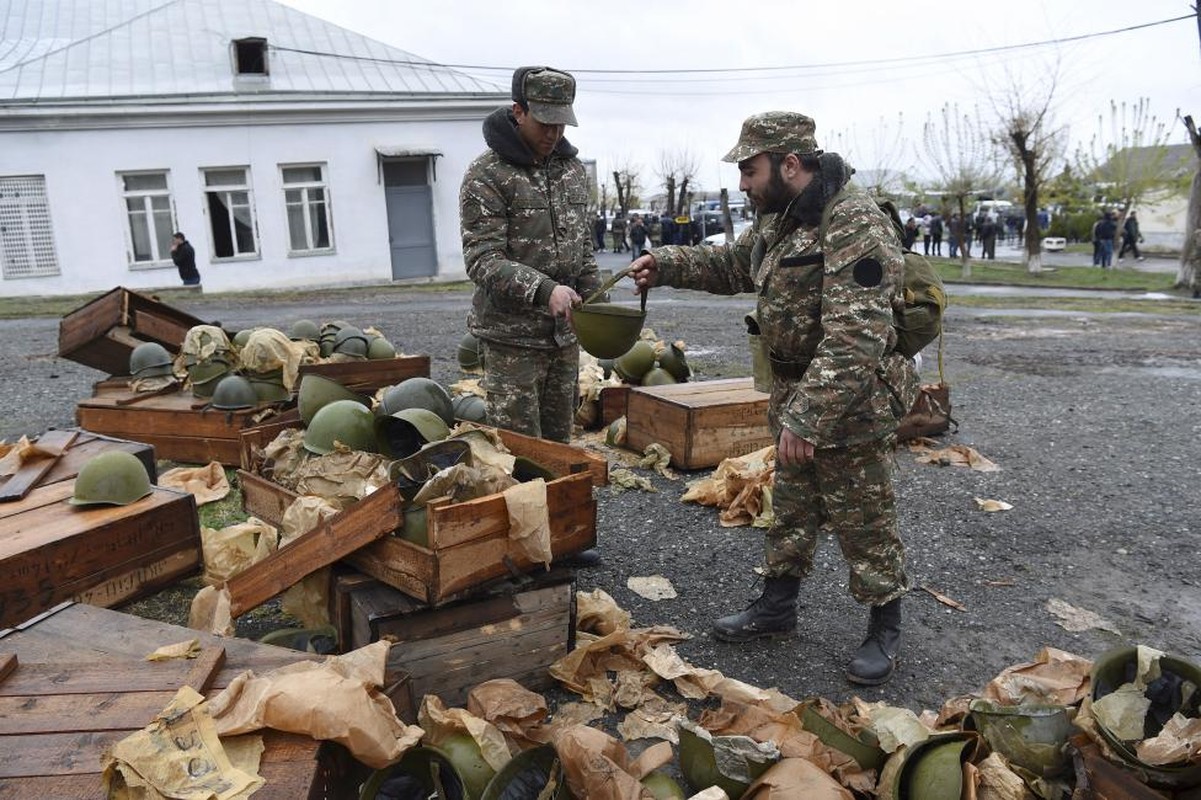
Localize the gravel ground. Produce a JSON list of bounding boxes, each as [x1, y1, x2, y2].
[[5, 282, 1201, 718]]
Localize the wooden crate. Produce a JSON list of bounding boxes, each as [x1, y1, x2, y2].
[[239, 426, 606, 605], [0, 482, 200, 630], [338, 570, 575, 717], [57, 286, 209, 375], [299, 355, 430, 396], [626, 378, 772, 469], [0, 603, 354, 799], [0, 429, 155, 499], [599, 385, 631, 427]]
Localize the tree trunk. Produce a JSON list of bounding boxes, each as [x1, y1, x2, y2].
[[613, 171, 628, 216], [1021, 150, 1041, 274], [665, 177, 676, 220], [720, 188, 735, 245], [1176, 115, 1200, 288], [958, 196, 971, 280], [675, 178, 690, 217]]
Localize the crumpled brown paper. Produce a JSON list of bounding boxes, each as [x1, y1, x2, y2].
[[554, 724, 672, 800], [280, 495, 343, 627], [609, 467, 656, 493], [189, 584, 234, 637], [240, 328, 312, 390], [504, 478, 553, 567], [549, 626, 690, 705], [414, 462, 517, 506], [158, 462, 230, 505], [258, 428, 308, 487], [578, 588, 633, 635], [200, 518, 279, 586], [637, 443, 676, 478], [419, 694, 512, 771], [208, 640, 423, 769], [850, 698, 932, 753], [743, 757, 854, 799], [101, 686, 263, 800], [982, 646, 1092, 706], [292, 449, 389, 505], [449, 425, 516, 473], [680, 444, 775, 528], [910, 440, 1000, 471], [466, 678, 550, 750], [179, 325, 232, 366], [0, 435, 31, 476], [642, 643, 797, 713], [146, 639, 201, 662], [130, 374, 178, 393], [1136, 712, 1201, 765]]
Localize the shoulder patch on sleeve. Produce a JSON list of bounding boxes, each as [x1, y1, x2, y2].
[[853, 257, 883, 287]]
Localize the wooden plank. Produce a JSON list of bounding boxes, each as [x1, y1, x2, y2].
[[0, 431, 79, 503], [56, 288, 124, 358], [427, 472, 594, 550], [0, 656, 14, 687], [237, 470, 298, 527], [299, 355, 431, 394], [496, 427, 608, 488], [183, 646, 226, 694], [72, 547, 200, 610], [226, 484, 403, 618], [34, 432, 155, 490], [0, 729, 127, 777], [600, 385, 630, 426], [0, 760, 324, 800]]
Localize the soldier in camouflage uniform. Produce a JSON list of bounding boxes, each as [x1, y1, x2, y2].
[[631, 111, 920, 685], [459, 67, 603, 444]]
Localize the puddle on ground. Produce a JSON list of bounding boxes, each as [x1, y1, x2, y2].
[[1099, 365, 1201, 381]]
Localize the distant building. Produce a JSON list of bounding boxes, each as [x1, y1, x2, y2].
[[0, 0, 508, 297], [1095, 144, 1194, 252]]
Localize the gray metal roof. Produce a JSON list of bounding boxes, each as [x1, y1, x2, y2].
[[0, 0, 505, 102]]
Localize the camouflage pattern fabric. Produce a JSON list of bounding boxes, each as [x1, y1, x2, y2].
[[722, 111, 820, 162], [459, 112, 602, 350], [479, 339, 578, 443], [765, 404, 909, 604]]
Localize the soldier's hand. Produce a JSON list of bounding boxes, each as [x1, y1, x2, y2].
[[630, 253, 658, 294], [548, 284, 581, 321], [777, 428, 815, 467]]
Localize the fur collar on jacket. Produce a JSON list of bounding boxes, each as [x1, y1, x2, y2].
[[482, 107, 579, 167]]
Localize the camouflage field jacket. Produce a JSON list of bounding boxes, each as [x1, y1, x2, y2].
[[651, 185, 916, 448], [459, 108, 602, 349]]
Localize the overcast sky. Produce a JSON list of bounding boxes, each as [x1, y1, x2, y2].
[[278, 0, 1198, 201]]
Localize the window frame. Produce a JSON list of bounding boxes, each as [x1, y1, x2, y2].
[[117, 169, 176, 269], [201, 166, 260, 261], [279, 162, 335, 256], [0, 174, 60, 280]]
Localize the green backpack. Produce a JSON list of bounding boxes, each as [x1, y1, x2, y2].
[[818, 191, 946, 359]]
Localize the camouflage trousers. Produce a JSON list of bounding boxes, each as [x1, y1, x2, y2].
[[765, 434, 909, 606], [479, 339, 578, 443]]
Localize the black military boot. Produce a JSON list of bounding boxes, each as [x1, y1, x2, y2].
[[712, 576, 801, 643], [846, 597, 902, 685]]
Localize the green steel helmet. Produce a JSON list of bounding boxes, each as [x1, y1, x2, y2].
[[288, 319, 321, 341], [247, 373, 291, 403], [360, 734, 496, 800], [232, 328, 256, 348], [210, 374, 258, 410], [572, 303, 644, 359], [799, 700, 885, 772], [657, 342, 691, 382], [597, 357, 615, 380], [297, 374, 369, 426], [129, 342, 173, 377], [481, 744, 573, 800], [965, 699, 1072, 778], [367, 335, 397, 360], [457, 332, 483, 371], [677, 720, 777, 799], [379, 377, 454, 426], [451, 393, 487, 423], [375, 407, 450, 458], [641, 367, 677, 387], [332, 327, 369, 358], [614, 340, 656, 382], [318, 320, 350, 357], [893, 733, 976, 800], [188, 359, 232, 398], [69, 450, 153, 506], [641, 771, 686, 799], [303, 399, 378, 455]]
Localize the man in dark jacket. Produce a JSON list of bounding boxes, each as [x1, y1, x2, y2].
[[170, 232, 201, 286], [1118, 211, 1145, 262], [458, 66, 602, 443]]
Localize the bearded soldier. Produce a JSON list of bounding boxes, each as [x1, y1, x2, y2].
[[459, 67, 602, 444], [631, 112, 920, 685]]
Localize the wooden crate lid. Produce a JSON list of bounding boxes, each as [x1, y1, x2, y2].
[[629, 377, 767, 409]]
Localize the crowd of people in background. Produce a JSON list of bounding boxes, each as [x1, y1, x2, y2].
[[594, 210, 734, 255], [1090, 209, 1145, 268], [905, 208, 1026, 261]]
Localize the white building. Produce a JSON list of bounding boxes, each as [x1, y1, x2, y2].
[[0, 0, 508, 297]]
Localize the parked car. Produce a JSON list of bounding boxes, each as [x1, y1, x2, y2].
[[702, 220, 752, 246]]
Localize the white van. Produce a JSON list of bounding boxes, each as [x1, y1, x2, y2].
[[973, 200, 1013, 219]]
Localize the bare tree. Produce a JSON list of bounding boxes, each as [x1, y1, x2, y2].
[[829, 113, 912, 200], [612, 157, 643, 217], [656, 149, 700, 217], [1177, 114, 1200, 289], [1075, 99, 1177, 239], [921, 103, 1004, 278], [990, 71, 1066, 274]]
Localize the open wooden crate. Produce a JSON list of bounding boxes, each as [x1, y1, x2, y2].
[[238, 424, 607, 606], [57, 286, 209, 375]]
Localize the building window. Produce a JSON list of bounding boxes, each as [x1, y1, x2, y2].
[[281, 164, 333, 253], [120, 171, 175, 264], [233, 37, 268, 75], [0, 175, 60, 279], [203, 167, 258, 258]]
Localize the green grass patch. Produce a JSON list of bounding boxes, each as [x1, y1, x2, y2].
[[949, 294, 1201, 315], [931, 258, 1179, 292], [195, 467, 248, 530]]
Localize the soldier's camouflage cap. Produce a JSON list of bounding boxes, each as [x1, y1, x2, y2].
[[722, 111, 820, 163], [512, 66, 578, 127]]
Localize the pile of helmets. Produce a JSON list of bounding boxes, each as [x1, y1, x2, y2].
[[602, 340, 691, 387], [313, 320, 397, 361], [457, 332, 485, 372], [181, 325, 234, 398], [128, 342, 175, 380], [373, 377, 455, 459]]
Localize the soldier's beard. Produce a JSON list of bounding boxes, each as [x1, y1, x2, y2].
[[749, 168, 794, 214]]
